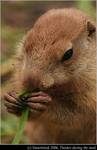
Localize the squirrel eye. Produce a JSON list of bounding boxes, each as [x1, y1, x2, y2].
[[61, 48, 73, 62]]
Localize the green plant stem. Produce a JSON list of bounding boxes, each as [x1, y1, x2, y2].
[[12, 108, 29, 144], [12, 91, 29, 144]]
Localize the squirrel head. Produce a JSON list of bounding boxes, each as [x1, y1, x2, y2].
[[16, 8, 96, 96]]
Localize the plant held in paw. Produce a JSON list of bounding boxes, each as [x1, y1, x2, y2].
[[12, 91, 30, 144]]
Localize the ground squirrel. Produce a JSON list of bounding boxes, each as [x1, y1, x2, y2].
[[4, 8, 96, 144]]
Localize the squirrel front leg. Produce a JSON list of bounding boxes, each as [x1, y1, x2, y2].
[[4, 91, 52, 119]]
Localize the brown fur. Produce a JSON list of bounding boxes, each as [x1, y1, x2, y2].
[[10, 8, 96, 143]]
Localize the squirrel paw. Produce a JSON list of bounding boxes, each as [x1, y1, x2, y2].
[[4, 91, 24, 116], [26, 91, 52, 114]]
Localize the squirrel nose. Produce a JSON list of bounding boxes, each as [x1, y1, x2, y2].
[[22, 70, 54, 91], [23, 76, 40, 91], [22, 70, 41, 91]]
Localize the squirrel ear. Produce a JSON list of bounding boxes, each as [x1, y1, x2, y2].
[[87, 20, 96, 37]]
